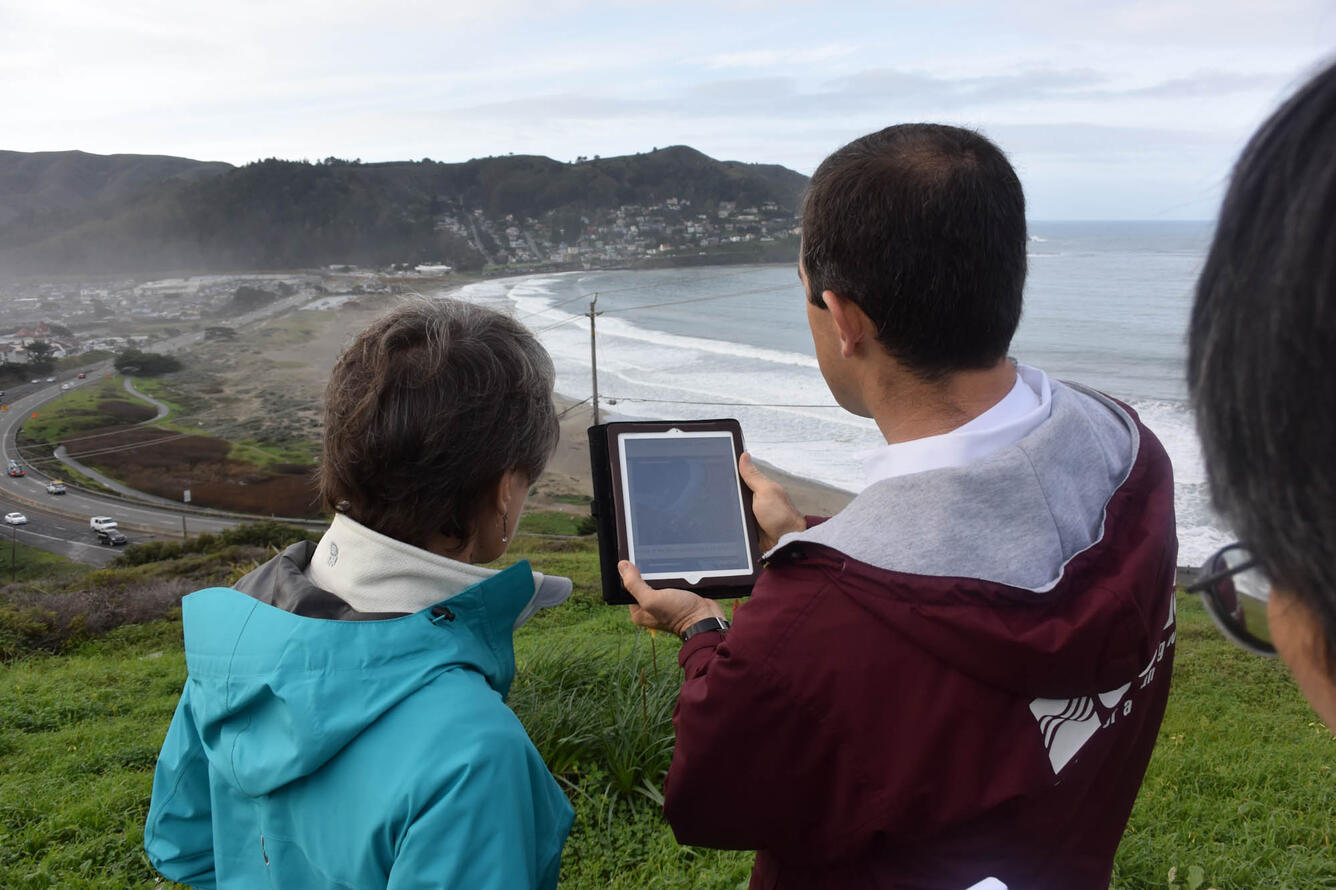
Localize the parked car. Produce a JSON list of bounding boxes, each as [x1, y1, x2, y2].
[[90, 516, 118, 531], [4, 512, 27, 525], [96, 528, 128, 546], [46, 480, 66, 495]]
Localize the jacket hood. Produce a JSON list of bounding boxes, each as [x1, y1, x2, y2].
[[772, 382, 1177, 699], [178, 558, 536, 798]]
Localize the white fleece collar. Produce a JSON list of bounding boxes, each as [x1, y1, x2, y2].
[[861, 364, 1052, 484], [304, 514, 571, 625]]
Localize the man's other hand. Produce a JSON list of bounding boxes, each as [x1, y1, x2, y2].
[[619, 561, 724, 636], [739, 452, 805, 551]]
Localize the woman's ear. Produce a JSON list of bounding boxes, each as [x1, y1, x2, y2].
[[493, 468, 529, 516]]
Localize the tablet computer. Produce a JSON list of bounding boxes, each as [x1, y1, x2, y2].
[[588, 419, 762, 605]]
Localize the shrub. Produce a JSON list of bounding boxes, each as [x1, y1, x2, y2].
[[509, 635, 678, 805], [112, 521, 318, 567], [0, 578, 192, 661]]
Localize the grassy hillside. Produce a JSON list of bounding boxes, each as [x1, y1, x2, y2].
[[0, 527, 1332, 889]]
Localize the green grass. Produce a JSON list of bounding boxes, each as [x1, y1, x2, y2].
[[1, 539, 1332, 889], [0, 622, 189, 890], [517, 510, 595, 537], [224, 437, 320, 470], [0, 537, 87, 585], [17, 377, 145, 444]]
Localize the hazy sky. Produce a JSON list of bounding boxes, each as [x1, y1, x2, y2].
[[3, 0, 1333, 218]]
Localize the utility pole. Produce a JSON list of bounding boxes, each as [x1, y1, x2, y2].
[[588, 293, 601, 425]]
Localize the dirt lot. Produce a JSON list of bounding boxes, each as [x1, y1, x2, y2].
[[63, 423, 322, 517]]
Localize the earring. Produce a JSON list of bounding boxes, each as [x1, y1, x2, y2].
[[500, 510, 509, 544]]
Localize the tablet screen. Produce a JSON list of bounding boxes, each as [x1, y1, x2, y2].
[[618, 431, 753, 582]]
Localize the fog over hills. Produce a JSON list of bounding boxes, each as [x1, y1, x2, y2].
[[0, 146, 807, 277]]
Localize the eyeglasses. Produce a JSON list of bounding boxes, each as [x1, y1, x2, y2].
[[1185, 543, 1276, 657]]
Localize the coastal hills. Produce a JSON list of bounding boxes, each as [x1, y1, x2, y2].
[[0, 147, 808, 277]]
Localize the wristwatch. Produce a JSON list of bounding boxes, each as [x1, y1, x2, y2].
[[680, 616, 731, 641]]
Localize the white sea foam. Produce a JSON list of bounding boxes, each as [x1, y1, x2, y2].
[[1128, 398, 1232, 564], [455, 257, 1228, 566]]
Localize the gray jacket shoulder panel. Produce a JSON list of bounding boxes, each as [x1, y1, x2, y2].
[[231, 541, 408, 621], [781, 382, 1139, 592]]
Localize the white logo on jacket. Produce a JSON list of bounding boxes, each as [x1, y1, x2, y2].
[[1029, 596, 1176, 774]]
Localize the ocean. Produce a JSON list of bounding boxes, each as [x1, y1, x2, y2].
[[452, 220, 1226, 565]]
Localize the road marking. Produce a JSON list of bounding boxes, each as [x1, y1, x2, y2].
[[11, 528, 106, 553]]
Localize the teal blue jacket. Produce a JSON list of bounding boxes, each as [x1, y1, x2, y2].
[[144, 552, 573, 889]]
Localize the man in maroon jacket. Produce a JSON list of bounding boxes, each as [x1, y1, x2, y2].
[[619, 124, 1178, 890]]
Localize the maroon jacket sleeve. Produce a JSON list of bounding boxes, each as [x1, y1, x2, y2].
[[666, 603, 865, 856], [663, 568, 919, 862], [661, 558, 1060, 868]]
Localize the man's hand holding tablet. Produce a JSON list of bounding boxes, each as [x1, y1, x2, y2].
[[737, 452, 806, 552], [619, 451, 808, 638], [618, 560, 725, 636]]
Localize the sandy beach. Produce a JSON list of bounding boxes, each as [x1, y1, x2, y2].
[[214, 285, 853, 523]]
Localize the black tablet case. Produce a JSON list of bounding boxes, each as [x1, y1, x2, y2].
[[588, 419, 761, 605]]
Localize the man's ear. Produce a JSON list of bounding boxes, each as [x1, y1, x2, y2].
[[823, 291, 872, 358]]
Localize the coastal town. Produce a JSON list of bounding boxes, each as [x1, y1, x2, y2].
[[432, 196, 800, 267], [0, 195, 800, 359]]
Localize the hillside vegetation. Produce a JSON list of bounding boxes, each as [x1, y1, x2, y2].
[[0, 523, 1333, 889], [0, 147, 807, 276]]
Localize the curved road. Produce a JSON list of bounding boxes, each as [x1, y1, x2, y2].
[[0, 371, 254, 563], [124, 376, 171, 421], [0, 291, 333, 567]]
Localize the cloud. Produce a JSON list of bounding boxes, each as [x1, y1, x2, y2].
[[702, 44, 854, 69]]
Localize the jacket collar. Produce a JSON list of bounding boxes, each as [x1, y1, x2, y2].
[[229, 543, 536, 696]]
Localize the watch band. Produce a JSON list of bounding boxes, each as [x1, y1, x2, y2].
[[680, 616, 731, 641]]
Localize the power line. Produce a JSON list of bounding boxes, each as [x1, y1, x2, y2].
[[515, 290, 596, 322], [526, 282, 797, 335], [22, 430, 200, 464], [597, 283, 794, 315], [532, 314, 589, 335], [513, 267, 774, 323], [606, 396, 841, 408], [555, 397, 591, 420]]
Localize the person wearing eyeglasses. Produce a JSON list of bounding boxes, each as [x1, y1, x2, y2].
[[1186, 58, 1336, 731]]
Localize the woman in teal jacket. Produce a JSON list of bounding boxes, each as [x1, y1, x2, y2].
[[145, 299, 574, 888]]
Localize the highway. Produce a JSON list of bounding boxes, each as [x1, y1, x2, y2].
[[0, 372, 246, 565], [0, 293, 333, 568]]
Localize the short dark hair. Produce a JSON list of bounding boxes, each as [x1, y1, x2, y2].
[[801, 124, 1027, 380], [1188, 58, 1336, 665], [320, 298, 558, 549]]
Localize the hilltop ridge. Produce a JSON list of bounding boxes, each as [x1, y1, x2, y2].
[[0, 147, 807, 277]]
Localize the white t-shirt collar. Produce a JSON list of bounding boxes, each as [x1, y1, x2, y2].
[[861, 364, 1052, 485]]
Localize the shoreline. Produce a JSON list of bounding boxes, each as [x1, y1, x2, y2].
[[428, 272, 855, 519]]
